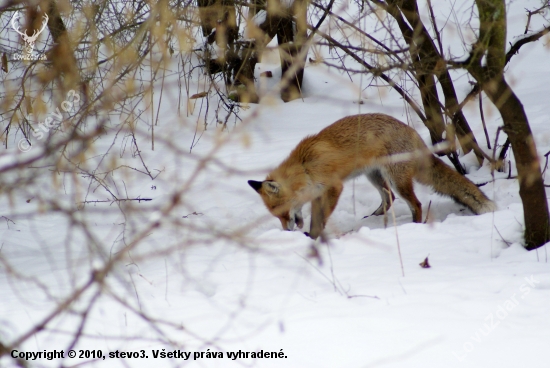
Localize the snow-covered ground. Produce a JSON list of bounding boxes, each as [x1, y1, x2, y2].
[[1, 1, 550, 367]]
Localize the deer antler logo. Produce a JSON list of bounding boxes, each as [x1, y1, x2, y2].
[[11, 11, 49, 60]]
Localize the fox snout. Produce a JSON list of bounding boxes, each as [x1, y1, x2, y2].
[[247, 180, 263, 192]]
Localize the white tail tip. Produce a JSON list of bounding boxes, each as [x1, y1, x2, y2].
[[477, 200, 497, 214]]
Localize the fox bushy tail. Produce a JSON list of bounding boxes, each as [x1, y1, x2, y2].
[[420, 156, 496, 214]]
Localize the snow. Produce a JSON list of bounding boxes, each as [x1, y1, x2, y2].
[[253, 10, 267, 27], [1, 1, 550, 367]]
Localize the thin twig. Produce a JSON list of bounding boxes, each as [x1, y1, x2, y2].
[[427, 0, 444, 55], [541, 150, 550, 176], [423, 200, 432, 224], [524, 3, 550, 34], [129, 272, 142, 311], [479, 92, 491, 149], [80, 198, 152, 204], [494, 225, 513, 247], [386, 188, 404, 277]]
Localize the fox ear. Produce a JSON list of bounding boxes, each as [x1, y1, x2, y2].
[[248, 180, 263, 193], [248, 180, 280, 195], [264, 181, 280, 194]]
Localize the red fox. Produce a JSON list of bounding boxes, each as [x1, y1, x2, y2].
[[248, 113, 496, 239]]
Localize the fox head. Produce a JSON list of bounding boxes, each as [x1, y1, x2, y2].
[[248, 180, 303, 231]]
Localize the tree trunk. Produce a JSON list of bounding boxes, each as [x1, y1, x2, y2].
[[276, 13, 306, 102], [45, 0, 80, 89], [483, 76, 549, 249], [197, 0, 260, 102], [383, 0, 445, 145], [258, 0, 308, 102], [470, 0, 549, 250], [385, 0, 483, 164]]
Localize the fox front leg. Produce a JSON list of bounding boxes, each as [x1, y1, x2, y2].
[[294, 207, 304, 229], [308, 197, 324, 239], [306, 184, 343, 239]]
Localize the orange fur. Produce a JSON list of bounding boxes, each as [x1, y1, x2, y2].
[[249, 113, 495, 238]]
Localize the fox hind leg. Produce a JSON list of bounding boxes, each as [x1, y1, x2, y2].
[[387, 166, 422, 223], [366, 169, 395, 217]]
